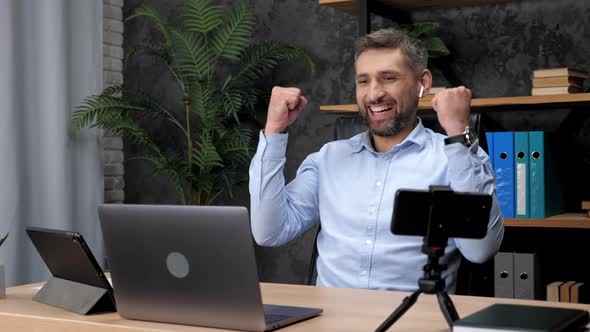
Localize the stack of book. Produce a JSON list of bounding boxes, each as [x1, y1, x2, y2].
[[547, 280, 589, 303], [531, 67, 588, 96]]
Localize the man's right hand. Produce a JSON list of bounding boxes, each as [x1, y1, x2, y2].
[[264, 86, 308, 137]]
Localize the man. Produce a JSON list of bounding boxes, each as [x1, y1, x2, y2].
[[249, 28, 503, 292]]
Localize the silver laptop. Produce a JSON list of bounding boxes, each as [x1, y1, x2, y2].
[[98, 204, 322, 331]]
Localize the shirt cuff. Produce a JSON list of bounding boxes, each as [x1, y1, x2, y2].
[[257, 130, 288, 159], [445, 138, 480, 176]]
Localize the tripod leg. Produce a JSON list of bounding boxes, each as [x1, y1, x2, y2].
[[436, 291, 460, 327], [374, 290, 422, 332]]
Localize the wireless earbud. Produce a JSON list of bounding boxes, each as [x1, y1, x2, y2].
[[418, 84, 424, 98]]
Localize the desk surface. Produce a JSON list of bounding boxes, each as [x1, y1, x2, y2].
[[2, 282, 590, 331]]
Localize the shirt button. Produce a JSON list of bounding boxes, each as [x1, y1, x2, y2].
[[376, 181, 383, 187], [367, 225, 373, 231], [369, 207, 375, 214], [366, 239, 372, 245], [361, 270, 367, 276]]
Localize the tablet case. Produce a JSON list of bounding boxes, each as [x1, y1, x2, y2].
[[26, 227, 116, 315]]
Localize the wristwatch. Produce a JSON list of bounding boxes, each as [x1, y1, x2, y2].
[[444, 126, 477, 147]]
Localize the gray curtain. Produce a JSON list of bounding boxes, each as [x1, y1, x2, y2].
[[0, 0, 104, 286]]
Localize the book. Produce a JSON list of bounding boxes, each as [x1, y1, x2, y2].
[[533, 68, 589, 78], [571, 282, 589, 304], [547, 281, 564, 302], [559, 281, 577, 302], [533, 76, 586, 88], [531, 86, 582, 96], [452, 303, 589, 332]]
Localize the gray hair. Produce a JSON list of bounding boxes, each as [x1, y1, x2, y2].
[[354, 28, 428, 75]]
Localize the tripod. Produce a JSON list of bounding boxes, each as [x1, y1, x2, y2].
[[374, 245, 459, 331], [375, 187, 461, 332]]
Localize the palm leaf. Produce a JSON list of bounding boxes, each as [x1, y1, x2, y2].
[[0, 232, 8, 247], [422, 37, 450, 58], [101, 85, 124, 97], [71, 95, 147, 130], [119, 87, 188, 135], [216, 127, 254, 167], [124, 43, 171, 65], [192, 132, 223, 172], [98, 116, 160, 152], [170, 28, 212, 80], [210, 0, 256, 61], [221, 88, 243, 123], [190, 81, 222, 130], [234, 41, 315, 85], [182, 0, 223, 33], [129, 154, 188, 204], [401, 21, 439, 38], [126, 6, 173, 50]]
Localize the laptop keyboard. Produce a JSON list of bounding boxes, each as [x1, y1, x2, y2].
[[265, 314, 290, 325]]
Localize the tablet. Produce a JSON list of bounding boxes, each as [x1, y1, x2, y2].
[[26, 226, 115, 306]]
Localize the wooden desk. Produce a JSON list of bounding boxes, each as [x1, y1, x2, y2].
[[2, 282, 590, 331]]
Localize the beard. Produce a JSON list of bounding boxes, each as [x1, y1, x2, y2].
[[360, 107, 414, 137]]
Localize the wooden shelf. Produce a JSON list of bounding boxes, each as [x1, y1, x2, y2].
[[505, 213, 590, 229], [320, 93, 590, 113], [319, 0, 511, 15]]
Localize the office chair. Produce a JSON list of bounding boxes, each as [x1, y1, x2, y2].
[[306, 111, 486, 293]]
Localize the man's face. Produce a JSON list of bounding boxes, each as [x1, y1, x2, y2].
[[355, 48, 420, 137]]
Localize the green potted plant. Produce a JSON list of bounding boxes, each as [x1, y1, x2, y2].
[[400, 21, 450, 59], [71, 0, 313, 205], [400, 21, 460, 87]]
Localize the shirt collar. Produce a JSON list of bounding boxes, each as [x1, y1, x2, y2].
[[350, 117, 428, 153]]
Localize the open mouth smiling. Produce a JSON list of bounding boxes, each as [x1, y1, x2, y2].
[[369, 104, 395, 113]]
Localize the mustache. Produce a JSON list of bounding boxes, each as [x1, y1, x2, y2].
[[367, 99, 397, 106]]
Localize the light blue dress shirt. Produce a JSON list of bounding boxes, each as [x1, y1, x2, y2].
[[249, 119, 504, 292]]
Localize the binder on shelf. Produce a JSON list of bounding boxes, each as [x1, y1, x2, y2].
[[559, 281, 577, 303], [494, 252, 514, 298], [529, 131, 564, 218], [514, 132, 530, 218], [547, 281, 564, 302], [493, 132, 515, 218], [513, 252, 540, 300]]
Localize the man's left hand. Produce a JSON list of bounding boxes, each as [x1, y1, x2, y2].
[[431, 86, 471, 136]]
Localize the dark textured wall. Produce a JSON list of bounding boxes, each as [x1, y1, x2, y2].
[[123, 0, 590, 285]]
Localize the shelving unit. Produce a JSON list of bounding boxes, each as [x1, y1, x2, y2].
[[505, 214, 590, 229], [320, 93, 590, 113], [320, 0, 511, 14], [319, 0, 590, 300]]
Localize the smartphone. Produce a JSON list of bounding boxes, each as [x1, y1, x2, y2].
[[391, 188, 492, 239]]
